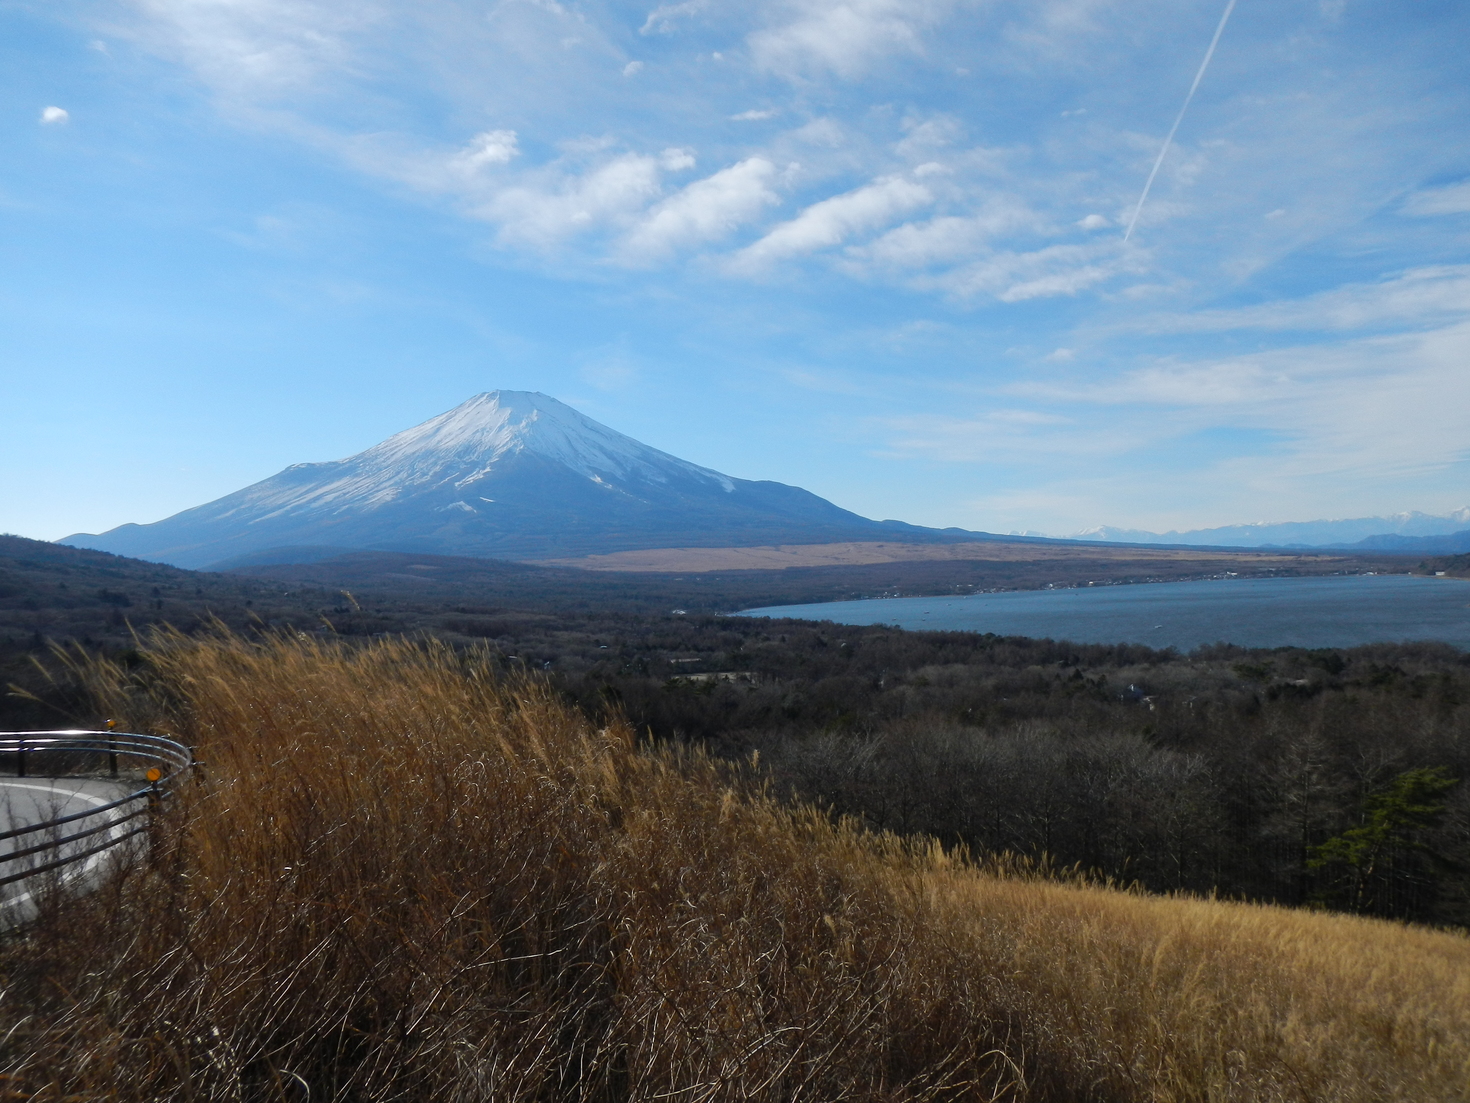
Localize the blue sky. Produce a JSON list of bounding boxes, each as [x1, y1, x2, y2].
[[3, 0, 1469, 542]]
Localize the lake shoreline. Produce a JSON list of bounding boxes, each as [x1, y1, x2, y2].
[[735, 573, 1470, 652]]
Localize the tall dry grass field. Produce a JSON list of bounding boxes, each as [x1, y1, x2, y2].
[[2, 631, 1467, 1101]]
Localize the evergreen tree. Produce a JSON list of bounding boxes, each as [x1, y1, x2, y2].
[[1309, 766, 1459, 918]]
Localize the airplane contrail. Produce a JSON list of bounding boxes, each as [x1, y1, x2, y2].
[[1124, 0, 1238, 242]]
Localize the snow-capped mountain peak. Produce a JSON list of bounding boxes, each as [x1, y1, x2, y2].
[[350, 392, 734, 493], [253, 391, 735, 519], [61, 390, 901, 567]]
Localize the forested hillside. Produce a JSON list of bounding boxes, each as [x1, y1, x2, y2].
[[555, 621, 1470, 925]]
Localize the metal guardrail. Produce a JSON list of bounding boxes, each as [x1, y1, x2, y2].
[[0, 729, 193, 899]]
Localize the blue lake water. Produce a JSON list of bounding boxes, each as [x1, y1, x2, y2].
[[736, 575, 1470, 651]]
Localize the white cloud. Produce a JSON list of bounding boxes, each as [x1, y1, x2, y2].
[[449, 129, 519, 174], [876, 408, 1115, 465], [999, 264, 1122, 302], [309, 126, 519, 202], [125, 0, 381, 100], [879, 321, 1470, 519], [731, 175, 933, 271], [621, 158, 780, 262], [845, 201, 1038, 272], [1000, 0, 1125, 60], [918, 242, 1132, 302], [40, 106, 70, 125], [1402, 180, 1470, 217], [93, 0, 1470, 327], [894, 116, 962, 158], [334, 130, 705, 253], [848, 215, 989, 269], [1132, 266, 1470, 335], [480, 152, 668, 248], [640, 0, 706, 35], [1013, 321, 1470, 481], [749, 0, 949, 80]]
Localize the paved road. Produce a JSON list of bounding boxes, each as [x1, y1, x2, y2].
[[0, 776, 142, 922]]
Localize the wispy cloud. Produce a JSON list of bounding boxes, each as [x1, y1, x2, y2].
[[640, 1, 707, 36], [730, 175, 934, 271], [1128, 266, 1470, 335], [1401, 180, 1470, 217], [450, 130, 520, 173], [478, 152, 674, 249], [621, 157, 782, 262], [878, 407, 1099, 465], [100, 0, 1469, 301], [1019, 321, 1470, 473], [931, 242, 1136, 302], [123, 0, 384, 100], [873, 318, 1470, 529], [748, 0, 951, 80], [839, 199, 1043, 282]]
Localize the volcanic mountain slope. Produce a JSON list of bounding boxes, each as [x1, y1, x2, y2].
[[63, 392, 963, 569]]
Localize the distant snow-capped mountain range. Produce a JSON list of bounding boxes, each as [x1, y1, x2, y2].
[[1062, 510, 1470, 550]]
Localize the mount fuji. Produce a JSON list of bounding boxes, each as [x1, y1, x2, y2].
[[62, 392, 964, 569]]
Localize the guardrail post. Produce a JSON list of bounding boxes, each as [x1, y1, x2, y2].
[[146, 768, 163, 811], [107, 719, 119, 777], [16, 737, 25, 778]]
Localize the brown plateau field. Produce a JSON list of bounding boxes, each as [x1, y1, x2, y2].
[[532, 539, 1354, 573]]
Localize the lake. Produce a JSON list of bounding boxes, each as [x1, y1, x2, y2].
[[736, 574, 1470, 651]]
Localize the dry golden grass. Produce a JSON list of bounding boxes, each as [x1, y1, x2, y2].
[[2, 630, 1466, 1101], [919, 872, 1470, 1101]]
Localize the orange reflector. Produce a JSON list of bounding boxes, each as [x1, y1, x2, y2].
[[146, 767, 162, 782]]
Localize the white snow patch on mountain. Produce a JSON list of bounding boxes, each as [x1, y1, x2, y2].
[[228, 391, 735, 521]]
